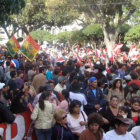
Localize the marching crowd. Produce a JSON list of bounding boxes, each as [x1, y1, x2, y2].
[[0, 45, 140, 140]]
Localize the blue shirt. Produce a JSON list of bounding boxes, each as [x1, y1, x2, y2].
[[92, 89, 96, 97], [46, 70, 53, 80]]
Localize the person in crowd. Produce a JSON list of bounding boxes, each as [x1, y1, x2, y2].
[[52, 69, 59, 85], [0, 61, 4, 82], [118, 106, 130, 118], [118, 64, 126, 79], [0, 101, 15, 124], [126, 83, 140, 102], [32, 67, 46, 93], [54, 76, 66, 95], [128, 71, 140, 89], [130, 98, 140, 126], [46, 66, 53, 81], [136, 69, 140, 80], [79, 112, 104, 140], [104, 116, 135, 140], [84, 77, 106, 115], [27, 64, 36, 82], [52, 109, 74, 140], [4, 66, 15, 84], [14, 70, 24, 89], [130, 126, 140, 140], [48, 80, 62, 102], [69, 81, 87, 111], [107, 78, 124, 106], [31, 91, 54, 140], [8, 71, 18, 95], [67, 100, 87, 140], [54, 89, 70, 113], [99, 95, 119, 132]]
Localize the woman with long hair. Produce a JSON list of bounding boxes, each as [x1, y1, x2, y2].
[[107, 78, 124, 106], [31, 91, 54, 140]]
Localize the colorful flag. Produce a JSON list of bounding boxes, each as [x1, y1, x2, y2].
[[20, 35, 40, 61], [112, 43, 123, 55], [6, 35, 20, 57]]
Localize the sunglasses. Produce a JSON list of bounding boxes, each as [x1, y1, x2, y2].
[[61, 115, 67, 120]]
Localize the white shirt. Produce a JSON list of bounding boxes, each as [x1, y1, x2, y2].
[[67, 111, 87, 133], [69, 92, 87, 111], [130, 126, 140, 140], [54, 83, 66, 94], [103, 130, 135, 140]]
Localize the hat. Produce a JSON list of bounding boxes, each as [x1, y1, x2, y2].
[[45, 84, 52, 91], [89, 77, 97, 83], [58, 76, 66, 83], [0, 83, 5, 90], [113, 116, 133, 125]]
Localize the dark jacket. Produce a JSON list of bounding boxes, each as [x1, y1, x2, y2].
[[0, 101, 15, 124], [84, 87, 106, 115], [52, 123, 74, 140]]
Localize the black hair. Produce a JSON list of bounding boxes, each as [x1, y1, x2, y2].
[[6, 61, 10, 66], [110, 68, 115, 73], [62, 89, 70, 105], [88, 112, 103, 127], [39, 91, 50, 110], [39, 67, 45, 73], [131, 97, 140, 104], [10, 66, 15, 69], [119, 106, 129, 114], [53, 69, 60, 75], [129, 83, 139, 93], [39, 86, 46, 93], [130, 71, 138, 80], [110, 95, 119, 101], [70, 81, 80, 92], [69, 100, 81, 114], [10, 71, 16, 78], [136, 69, 140, 75]]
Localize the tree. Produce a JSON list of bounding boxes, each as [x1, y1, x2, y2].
[[0, 0, 25, 38], [30, 30, 54, 43], [69, 0, 139, 56], [124, 24, 140, 44]]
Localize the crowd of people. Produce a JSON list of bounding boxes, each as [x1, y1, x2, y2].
[[0, 45, 140, 140]]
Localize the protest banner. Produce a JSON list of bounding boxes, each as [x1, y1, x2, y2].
[[20, 35, 40, 61], [0, 111, 36, 140], [6, 35, 20, 57]]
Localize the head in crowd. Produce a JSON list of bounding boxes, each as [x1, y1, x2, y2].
[[39, 67, 46, 74], [110, 95, 119, 109], [129, 83, 139, 93], [62, 89, 70, 104], [88, 112, 104, 135], [10, 71, 17, 79], [17, 70, 24, 78], [89, 77, 97, 89], [131, 98, 140, 112], [69, 100, 81, 114], [130, 71, 138, 80], [112, 78, 123, 92], [54, 109, 67, 125], [58, 76, 66, 85], [39, 91, 50, 110], [118, 106, 129, 118], [113, 117, 133, 135]]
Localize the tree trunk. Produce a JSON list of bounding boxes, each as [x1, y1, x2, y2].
[[2, 26, 10, 39]]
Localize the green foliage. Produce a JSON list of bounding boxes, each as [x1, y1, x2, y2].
[[82, 24, 103, 37], [30, 30, 54, 42], [124, 24, 140, 43], [120, 24, 131, 34], [0, 0, 25, 26]]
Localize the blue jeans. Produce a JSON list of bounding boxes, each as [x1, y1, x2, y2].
[[35, 128, 52, 140]]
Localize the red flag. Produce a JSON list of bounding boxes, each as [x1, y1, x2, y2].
[[112, 43, 123, 55], [123, 52, 126, 61], [77, 54, 82, 62]]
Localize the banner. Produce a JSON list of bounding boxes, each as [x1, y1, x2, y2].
[[20, 35, 40, 61], [0, 111, 36, 140], [6, 35, 20, 57]]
